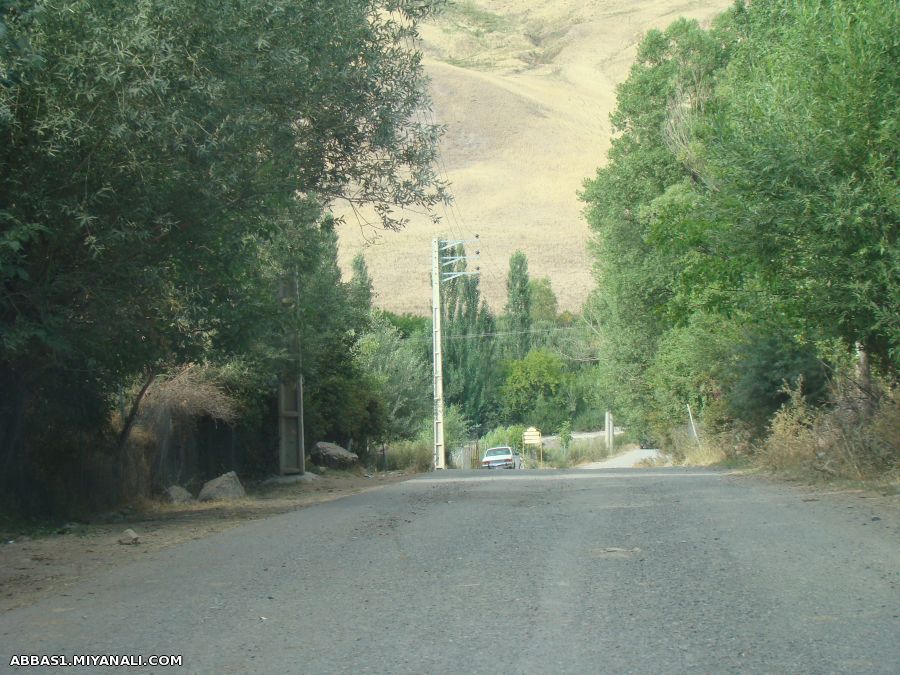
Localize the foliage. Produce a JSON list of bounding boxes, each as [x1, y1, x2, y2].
[[0, 0, 446, 512], [693, 0, 900, 367], [441, 245, 500, 430], [726, 331, 829, 436], [580, 0, 898, 467], [354, 312, 431, 442], [529, 277, 558, 324], [504, 250, 532, 359], [479, 424, 526, 454], [384, 439, 433, 473], [543, 435, 610, 469], [382, 311, 430, 339], [389, 403, 469, 471], [500, 349, 568, 426], [348, 253, 375, 333], [558, 420, 573, 450], [580, 16, 732, 437], [762, 374, 899, 480]]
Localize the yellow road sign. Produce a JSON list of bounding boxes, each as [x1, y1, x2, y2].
[[522, 427, 541, 446]]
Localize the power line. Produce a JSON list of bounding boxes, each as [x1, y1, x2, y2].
[[403, 325, 581, 343]]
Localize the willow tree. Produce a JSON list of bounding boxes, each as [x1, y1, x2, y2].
[[0, 0, 446, 510]]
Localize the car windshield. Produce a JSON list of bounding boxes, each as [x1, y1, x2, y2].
[[485, 448, 510, 456]]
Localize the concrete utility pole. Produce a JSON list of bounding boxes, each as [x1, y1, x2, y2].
[[431, 237, 479, 470], [605, 410, 614, 454], [431, 240, 446, 470], [277, 266, 305, 475]]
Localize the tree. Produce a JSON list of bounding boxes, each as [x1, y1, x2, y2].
[[501, 349, 568, 427], [348, 253, 375, 334], [442, 246, 500, 432], [529, 277, 559, 324], [694, 0, 899, 368], [0, 0, 447, 511], [355, 313, 431, 442], [579, 16, 735, 434], [581, 0, 898, 453], [505, 251, 532, 359]]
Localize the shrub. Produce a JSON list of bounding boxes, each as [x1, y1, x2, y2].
[[760, 376, 899, 480], [384, 440, 432, 473]]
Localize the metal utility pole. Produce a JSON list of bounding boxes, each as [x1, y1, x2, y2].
[[687, 404, 700, 447], [431, 237, 479, 470]]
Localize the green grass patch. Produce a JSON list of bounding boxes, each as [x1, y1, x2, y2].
[[384, 440, 432, 473]]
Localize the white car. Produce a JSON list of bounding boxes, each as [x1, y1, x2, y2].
[[481, 446, 519, 469]]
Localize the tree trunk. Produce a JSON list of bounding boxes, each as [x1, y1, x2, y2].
[[854, 343, 876, 418], [116, 370, 155, 456]]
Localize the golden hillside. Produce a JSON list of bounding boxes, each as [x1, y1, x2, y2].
[[336, 0, 733, 315]]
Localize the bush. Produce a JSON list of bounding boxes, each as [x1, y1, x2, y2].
[[761, 377, 900, 480], [541, 435, 614, 468], [727, 332, 828, 437], [480, 424, 526, 453], [384, 440, 432, 473]]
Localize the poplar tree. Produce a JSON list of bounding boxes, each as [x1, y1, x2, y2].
[[505, 251, 532, 360]]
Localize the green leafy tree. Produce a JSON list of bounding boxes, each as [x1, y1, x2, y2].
[[529, 277, 559, 324], [348, 253, 375, 334], [693, 0, 899, 368], [442, 248, 500, 432], [581, 0, 898, 454], [355, 313, 431, 441], [0, 0, 446, 511], [505, 251, 532, 359], [579, 16, 735, 434], [501, 349, 568, 426]]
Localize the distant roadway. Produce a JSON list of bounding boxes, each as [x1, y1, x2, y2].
[[1, 468, 898, 673]]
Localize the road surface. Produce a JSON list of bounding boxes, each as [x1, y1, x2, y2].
[[581, 447, 664, 469], [1, 468, 898, 674]]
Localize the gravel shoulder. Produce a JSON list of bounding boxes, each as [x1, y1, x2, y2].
[[0, 471, 410, 613]]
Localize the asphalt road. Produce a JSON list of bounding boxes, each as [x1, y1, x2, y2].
[[1, 468, 898, 674]]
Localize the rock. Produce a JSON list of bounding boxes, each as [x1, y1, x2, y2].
[[311, 442, 359, 468], [165, 485, 195, 504], [118, 528, 140, 545], [198, 471, 246, 502]]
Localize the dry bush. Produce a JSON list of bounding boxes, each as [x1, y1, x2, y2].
[[761, 377, 899, 481], [564, 436, 613, 466], [125, 364, 239, 490], [759, 382, 818, 472], [140, 364, 237, 424], [681, 440, 728, 466], [662, 425, 728, 467]]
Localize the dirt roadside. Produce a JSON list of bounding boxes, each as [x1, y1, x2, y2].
[[0, 471, 411, 613]]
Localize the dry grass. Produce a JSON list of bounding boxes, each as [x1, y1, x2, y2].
[[542, 435, 621, 468], [761, 380, 900, 482], [336, 0, 734, 315], [680, 440, 728, 467], [139, 364, 237, 425]]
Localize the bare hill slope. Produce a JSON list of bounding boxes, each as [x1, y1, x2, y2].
[[337, 0, 733, 315]]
